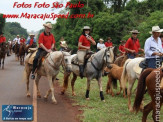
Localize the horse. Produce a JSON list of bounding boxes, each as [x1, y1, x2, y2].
[[0, 42, 7, 69], [19, 43, 26, 65], [25, 43, 37, 54], [8, 41, 13, 54], [121, 57, 145, 112], [24, 51, 72, 104], [104, 64, 124, 97], [133, 68, 163, 122], [13, 42, 19, 60], [61, 47, 117, 101], [114, 54, 128, 67]]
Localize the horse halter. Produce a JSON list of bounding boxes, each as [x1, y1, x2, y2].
[[61, 51, 71, 71]]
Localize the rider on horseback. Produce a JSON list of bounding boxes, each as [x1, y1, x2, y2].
[[31, 23, 55, 79], [20, 36, 26, 45], [77, 26, 96, 79], [26, 34, 36, 47], [0, 31, 10, 56]]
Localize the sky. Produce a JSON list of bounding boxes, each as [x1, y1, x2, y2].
[[0, 0, 69, 32]]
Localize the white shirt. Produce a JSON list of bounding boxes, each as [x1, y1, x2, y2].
[[97, 43, 106, 49], [13, 37, 20, 44], [144, 36, 163, 58]]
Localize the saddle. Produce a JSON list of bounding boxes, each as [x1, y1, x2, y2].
[[28, 50, 49, 66], [133, 58, 146, 75], [71, 51, 94, 66]]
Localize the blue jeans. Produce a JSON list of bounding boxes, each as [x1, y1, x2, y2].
[[127, 53, 136, 59], [146, 58, 163, 68]]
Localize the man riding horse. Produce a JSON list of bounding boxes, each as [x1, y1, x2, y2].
[[77, 26, 96, 79], [31, 23, 55, 79], [26, 34, 36, 48]]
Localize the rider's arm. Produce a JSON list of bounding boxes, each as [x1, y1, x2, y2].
[[78, 42, 90, 50], [87, 36, 96, 45], [40, 43, 49, 52]]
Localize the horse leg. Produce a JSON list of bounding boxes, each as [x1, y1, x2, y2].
[[25, 65, 31, 97], [142, 101, 153, 122], [97, 77, 105, 101], [85, 78, 91, 100], [0, 58, 1, 68], [47, 75, 57, 104], [61, 72, 71, 95], [71, 73, 77, 96], [2, 57, 4, 69], [128, 78, 135, 112], [116, 80, 122, 95], [106, 77, 111, 94], [44, 89, 51, 100], [35, 74, 41, 98]]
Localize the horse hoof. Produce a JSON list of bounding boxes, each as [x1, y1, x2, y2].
[[52, 100, 57, 104], [72, 93, 76, 96], [37, 95, 41, 98], [102, 100, 105, 102], [44, 96, 48, 101], [129, 107, 134, 112], [86, 98, 90, 100], [26, 94, 30, 98]]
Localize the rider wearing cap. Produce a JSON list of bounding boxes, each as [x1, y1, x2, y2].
[[144, 26, 163, 68], [125, 30, 144, 59], [31, 23, 55, 79], [26, 34, 36, 47], [77, 26, 96, 79]]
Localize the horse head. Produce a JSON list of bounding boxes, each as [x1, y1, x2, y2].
[[61, 51, 72, 73]]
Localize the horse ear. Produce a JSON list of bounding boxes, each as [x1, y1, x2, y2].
[[107, 64, 112, 69], [69, 50, 72, 55]]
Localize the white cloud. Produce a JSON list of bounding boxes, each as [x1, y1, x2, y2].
[[0, 0, 69, 32]]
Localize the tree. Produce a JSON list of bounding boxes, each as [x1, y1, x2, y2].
[[0, 14, 6, 32]]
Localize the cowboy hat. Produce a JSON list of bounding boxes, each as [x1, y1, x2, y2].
[[149, 26, 163, 34], [99, 38, 104, 42], [83, 26, 91, 30], [29, 33, 35, 36], [17, 35, 19, 36], [43, 23, 52, 29], [130, 30, 140, 34]]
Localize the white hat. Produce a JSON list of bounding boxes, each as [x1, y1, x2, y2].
[[130, 30, 140, 34], [99, 38, 104, 42], [83, 26, 91, 30], [43, 23, 52, 29], [149, 26, 163, 34], [29, 34, 35, 36]]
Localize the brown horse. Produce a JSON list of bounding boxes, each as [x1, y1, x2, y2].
[[0, 42, 7, 69], [104, 64, 125, 97], [133, 68, 163, 122], [19, 43, 26, 65], [13, 42, 19, 60], [8, 41, 13, 54], [25, 43, 37, 54], [114, 54, 128, 67]]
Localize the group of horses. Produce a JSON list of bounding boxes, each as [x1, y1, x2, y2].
[[21, 45, 162, 122]]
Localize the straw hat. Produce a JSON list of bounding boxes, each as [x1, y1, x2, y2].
[[29, 34, 35, 36], [99, 38, 104, 42], [17, 35, 19, 37], [83, 26, 91, 30], [149, 26, 163, 34], [43, 23, 52, 29], [130, 30, 140, 34]]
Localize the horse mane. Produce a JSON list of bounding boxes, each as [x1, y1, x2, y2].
[[133, 68, 154, 113]]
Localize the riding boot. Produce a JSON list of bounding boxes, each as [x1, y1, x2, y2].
[[79, 65, 84, 79]]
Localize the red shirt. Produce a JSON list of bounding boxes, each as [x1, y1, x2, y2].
[[29, 39, 34, 46], [105, 42, 113, 47], [0, 36, 6, 43], [20, 39, 25, 43], [38, 32, 55, 49], [162, 43, 163, 48], [119, 44, 125, 55], [78, 35, 95, 50], [125, 37, 140, 53]]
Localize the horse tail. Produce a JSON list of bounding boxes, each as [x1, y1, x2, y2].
[[133, 68, 153, 113], [121, 59, 131, 89]]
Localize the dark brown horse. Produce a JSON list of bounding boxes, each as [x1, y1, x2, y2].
[[19, 43, 26, 65], [133, 68, 163, 122], [13, 42, 19, 60], [0, 42, 7, 69]]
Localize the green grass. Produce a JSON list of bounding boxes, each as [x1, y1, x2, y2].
[[57, 72, 163, 122]]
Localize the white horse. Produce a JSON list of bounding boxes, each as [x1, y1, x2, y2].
[[61, 47, 117, 101], [121, 57, 145, 112], [24, 51, 72, 104]]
